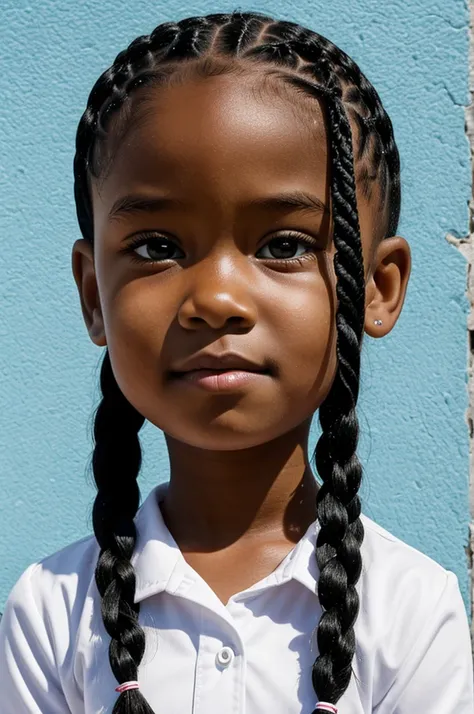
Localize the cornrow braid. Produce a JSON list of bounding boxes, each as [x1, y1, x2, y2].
[[73, 10, 401, 713]]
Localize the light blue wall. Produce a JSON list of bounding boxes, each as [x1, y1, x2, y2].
[[0, 0, 471, 615]]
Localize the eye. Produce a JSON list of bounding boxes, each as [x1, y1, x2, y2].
[[124, 234, 185, 263], [256, 233, 319, 260]]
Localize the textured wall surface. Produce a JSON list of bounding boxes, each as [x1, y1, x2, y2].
[[0, 0, 471, 617]]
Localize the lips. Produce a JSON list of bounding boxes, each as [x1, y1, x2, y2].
[[167, 351, 273, 394], [169, 351, 269, 376]]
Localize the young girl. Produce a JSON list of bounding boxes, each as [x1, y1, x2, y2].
[[0, 9, 473, 714]]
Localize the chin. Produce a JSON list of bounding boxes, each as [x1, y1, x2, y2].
[[160, 418, 287, 452]]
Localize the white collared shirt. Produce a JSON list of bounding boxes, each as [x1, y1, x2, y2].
[[0, 481, 473, 713]]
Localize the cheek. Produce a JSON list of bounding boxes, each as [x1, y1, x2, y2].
[[100, 274, 174, 403], [268, 272, 337, 406]]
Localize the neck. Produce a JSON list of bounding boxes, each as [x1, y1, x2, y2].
[[160, 419, 319, 551]]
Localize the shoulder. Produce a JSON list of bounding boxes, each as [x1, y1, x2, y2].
[[360, 511, 450, 569], [0, 535, 102, 708], [359, 511, 451, 595], [3, 533, 99, 626], [355, 513, 469, 700], [354, 514, 474, 708], [358, 512, 454, 622]]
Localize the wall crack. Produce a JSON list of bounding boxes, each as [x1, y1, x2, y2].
[[459, 0, 474, 651]]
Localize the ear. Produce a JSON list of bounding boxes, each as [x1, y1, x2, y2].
[[71, 239, 107, 347], [364, 236, 411, 338]]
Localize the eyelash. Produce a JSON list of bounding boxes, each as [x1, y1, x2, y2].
[[121, 231, 321, 267]]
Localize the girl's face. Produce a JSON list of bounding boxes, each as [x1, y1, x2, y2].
[[75, 73, 384, 451]]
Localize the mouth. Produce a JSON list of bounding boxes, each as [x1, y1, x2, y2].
[[169, 353, 271, 392], [169, 367, 272, 392]]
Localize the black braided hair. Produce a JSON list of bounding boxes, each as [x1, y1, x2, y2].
[[74, 11, 401, 713], [91, 351, 148, 711]]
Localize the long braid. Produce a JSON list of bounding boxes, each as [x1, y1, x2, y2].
[[75, 20, 184, 714], [313, 84, 366, 711], [276, 54, 366, 707], [92, 351, 147, 713], [73, 11, 401, 712]]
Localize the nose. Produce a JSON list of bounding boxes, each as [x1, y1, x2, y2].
[[177, 252, 258, 332]]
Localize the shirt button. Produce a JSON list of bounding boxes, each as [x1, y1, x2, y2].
[[216, 646, 235, 668]]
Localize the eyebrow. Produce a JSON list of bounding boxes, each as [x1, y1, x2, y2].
[[108, 190, 329, 221]]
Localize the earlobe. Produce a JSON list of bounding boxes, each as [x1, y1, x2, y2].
[[364, 236, 411, 338], [71, 239, 107, 347]]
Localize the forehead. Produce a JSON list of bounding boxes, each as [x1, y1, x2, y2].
[[92, 73, 329, 210], [90, 71, 383, 260]]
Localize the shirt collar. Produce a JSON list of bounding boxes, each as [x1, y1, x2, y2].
[[278, 517, 320, 595], [132, 482, 321, 603], [132, 482, 180, 603]]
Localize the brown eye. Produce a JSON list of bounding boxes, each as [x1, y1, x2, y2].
[[256, 233, 318, 260], [125, 234, 185, 262]]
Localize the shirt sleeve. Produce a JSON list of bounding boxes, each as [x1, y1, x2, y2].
[[0, 563, 71, 713], [374, 569, 474, 713]]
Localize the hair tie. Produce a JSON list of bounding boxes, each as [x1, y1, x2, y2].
[[316, 704, 338, 713], [115, 681, 139, 694]]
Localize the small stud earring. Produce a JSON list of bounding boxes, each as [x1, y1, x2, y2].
[[374, 319, 383, 326]]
